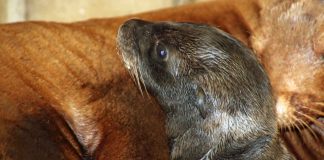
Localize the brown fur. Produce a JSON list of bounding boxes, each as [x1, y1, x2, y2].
[[0, 21, 168, 159], [0, 0, 322, 159], [250, 1, 324, 159]]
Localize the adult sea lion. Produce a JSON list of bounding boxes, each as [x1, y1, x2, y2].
[[117, 19, 295, 160]]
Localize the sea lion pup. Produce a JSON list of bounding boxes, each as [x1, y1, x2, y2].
[[117, 19, 295, 160]]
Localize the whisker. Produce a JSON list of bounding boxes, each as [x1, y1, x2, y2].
[[292, 116, 303, 134], [294, 115, 319, 140], [300, 105, 324, 116], [132, 69, 139, 89], [286, 116, 294, 133], [296, 112, 324, 129], [277, 117, 283, 130], [134, 56, 144, 96], [131, 60, 140, 93], [279, 123, 286, 132], [138, 66, 150, 97], [311, 120, 324, 135], [135, 68, 144, 96], [128, 70, 136, 82], [117, 50, 122, 56], [290, 118, 297, 132], [119, 51, 137, 87], [311, 102, 324, 107]]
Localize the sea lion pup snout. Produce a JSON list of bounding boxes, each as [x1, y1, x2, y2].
[[117, 19, 295, 160]]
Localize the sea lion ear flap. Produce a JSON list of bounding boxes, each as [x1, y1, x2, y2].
[[195, 86, 209, 119]]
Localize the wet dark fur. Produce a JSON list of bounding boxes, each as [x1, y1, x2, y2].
[[117, 19, 295, 160]]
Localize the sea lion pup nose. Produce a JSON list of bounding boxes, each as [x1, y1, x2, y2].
[[117, 19, 295, 160]]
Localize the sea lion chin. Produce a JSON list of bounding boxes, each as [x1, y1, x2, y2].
[[117, 19, 295, 160]]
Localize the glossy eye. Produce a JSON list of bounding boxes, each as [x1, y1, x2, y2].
[[156, 43, 168, 60]]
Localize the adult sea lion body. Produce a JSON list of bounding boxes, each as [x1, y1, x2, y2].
[[0, 20, 169, 159], [117, 19, 295, 160]]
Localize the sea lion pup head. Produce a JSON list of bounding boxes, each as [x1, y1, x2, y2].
[[117, 19, 294, 160]]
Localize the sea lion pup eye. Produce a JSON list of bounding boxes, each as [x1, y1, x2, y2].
[[117, 19, 295, 160], [155, 42, 169, 61]]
